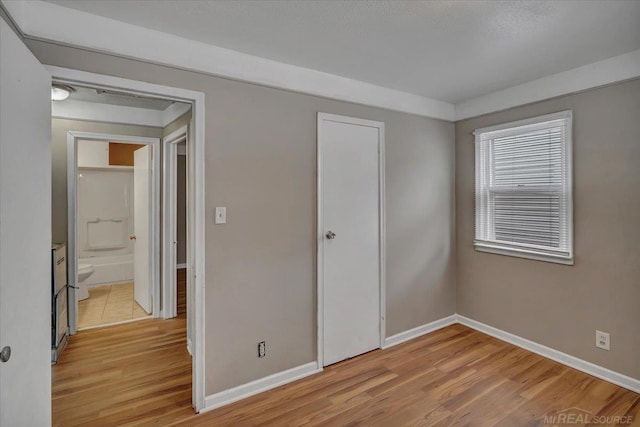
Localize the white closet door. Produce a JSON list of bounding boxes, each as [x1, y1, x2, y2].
[[319, 113, 383, 366]]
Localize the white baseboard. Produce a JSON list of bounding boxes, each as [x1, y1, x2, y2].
[[382, 314, 458, 349], [201, 361, 321, 413], [199, 314, 638, 413], [457, 314, 640, 394], [177, 263, 187, 269]]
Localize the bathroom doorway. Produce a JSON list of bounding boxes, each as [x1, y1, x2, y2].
[[54, 81, 196, 335], [67, 133, 161, 331]]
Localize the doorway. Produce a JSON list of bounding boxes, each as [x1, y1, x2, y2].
[[317, 113, 386, 367], [68, 135, 160, 330], [49, 66, 206, 412], [162, 125, 194, 351]]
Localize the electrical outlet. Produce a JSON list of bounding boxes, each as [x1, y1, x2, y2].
[[595, 330, 610, 351], [258, 341, 266, 358]]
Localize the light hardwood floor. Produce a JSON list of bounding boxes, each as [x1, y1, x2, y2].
[[53, 283, 639, 425]]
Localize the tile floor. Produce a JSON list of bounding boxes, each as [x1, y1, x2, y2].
[[77, 282, 151, 329]]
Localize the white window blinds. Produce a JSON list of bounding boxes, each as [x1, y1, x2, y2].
[[474, 111, 573, 264]]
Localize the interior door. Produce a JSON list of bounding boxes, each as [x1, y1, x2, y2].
[[0, 18, 52, 426], [319, 113, 382, 366], [134, 145, 152, 313]]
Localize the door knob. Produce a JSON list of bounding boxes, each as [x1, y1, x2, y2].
[[325, 231, 336, 240], [0, 346, 11, 363], [129, 235, 136, 240]]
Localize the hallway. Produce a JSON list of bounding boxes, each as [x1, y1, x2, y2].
[[52, 270, 192, 426]]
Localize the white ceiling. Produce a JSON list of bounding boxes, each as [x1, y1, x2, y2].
[[44, 0, 640, 104], [68, 85, 175, 110]]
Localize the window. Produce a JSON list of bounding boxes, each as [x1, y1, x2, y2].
[[474, 111, 573, 264]]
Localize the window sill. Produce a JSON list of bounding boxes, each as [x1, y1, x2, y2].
[[474, 242, 574, 266]]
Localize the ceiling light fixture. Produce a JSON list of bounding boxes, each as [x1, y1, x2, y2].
[[51, 84, 74, 101]]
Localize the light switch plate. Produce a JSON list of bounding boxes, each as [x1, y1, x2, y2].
[[215, 207, 226, 224]]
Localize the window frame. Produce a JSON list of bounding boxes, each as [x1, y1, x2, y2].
[[473, 110, 574, 265]]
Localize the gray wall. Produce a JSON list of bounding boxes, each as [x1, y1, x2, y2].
[[51, 118, 162, 245], [30, 40, 456, 394], [456, 79, 640, 379]]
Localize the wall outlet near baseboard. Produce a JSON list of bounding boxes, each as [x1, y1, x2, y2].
[[258, 341, 266, 358], [595, 330, 610, 351]]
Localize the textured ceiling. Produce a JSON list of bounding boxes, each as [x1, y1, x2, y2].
[[45, 0, 640, 103]]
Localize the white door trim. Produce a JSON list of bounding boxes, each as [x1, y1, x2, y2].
[[162, 125, 188, 320], [51, 65, 207, 413], [67, 132, 161, 325], [316, 112, 386, 369]]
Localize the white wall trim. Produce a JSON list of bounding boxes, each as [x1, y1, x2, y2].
[[455, 49, 640, 120], [201, 362, 321, 413], [457, 315, 640, 394], [317, 112, 386, 368], [52, 99, 164, 127], [177, 263, 187, 269], [163, 102, 192, 127], [382, 315, 458, 349], [195, 312, 639, 412], [3, 0, 455, 121], [162, 125, 189, 320]]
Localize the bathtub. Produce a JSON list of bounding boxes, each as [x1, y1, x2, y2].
[[79, 254, 134, 286]]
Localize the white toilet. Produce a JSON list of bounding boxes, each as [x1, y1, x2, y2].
[[77, 263, 95, 301]]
